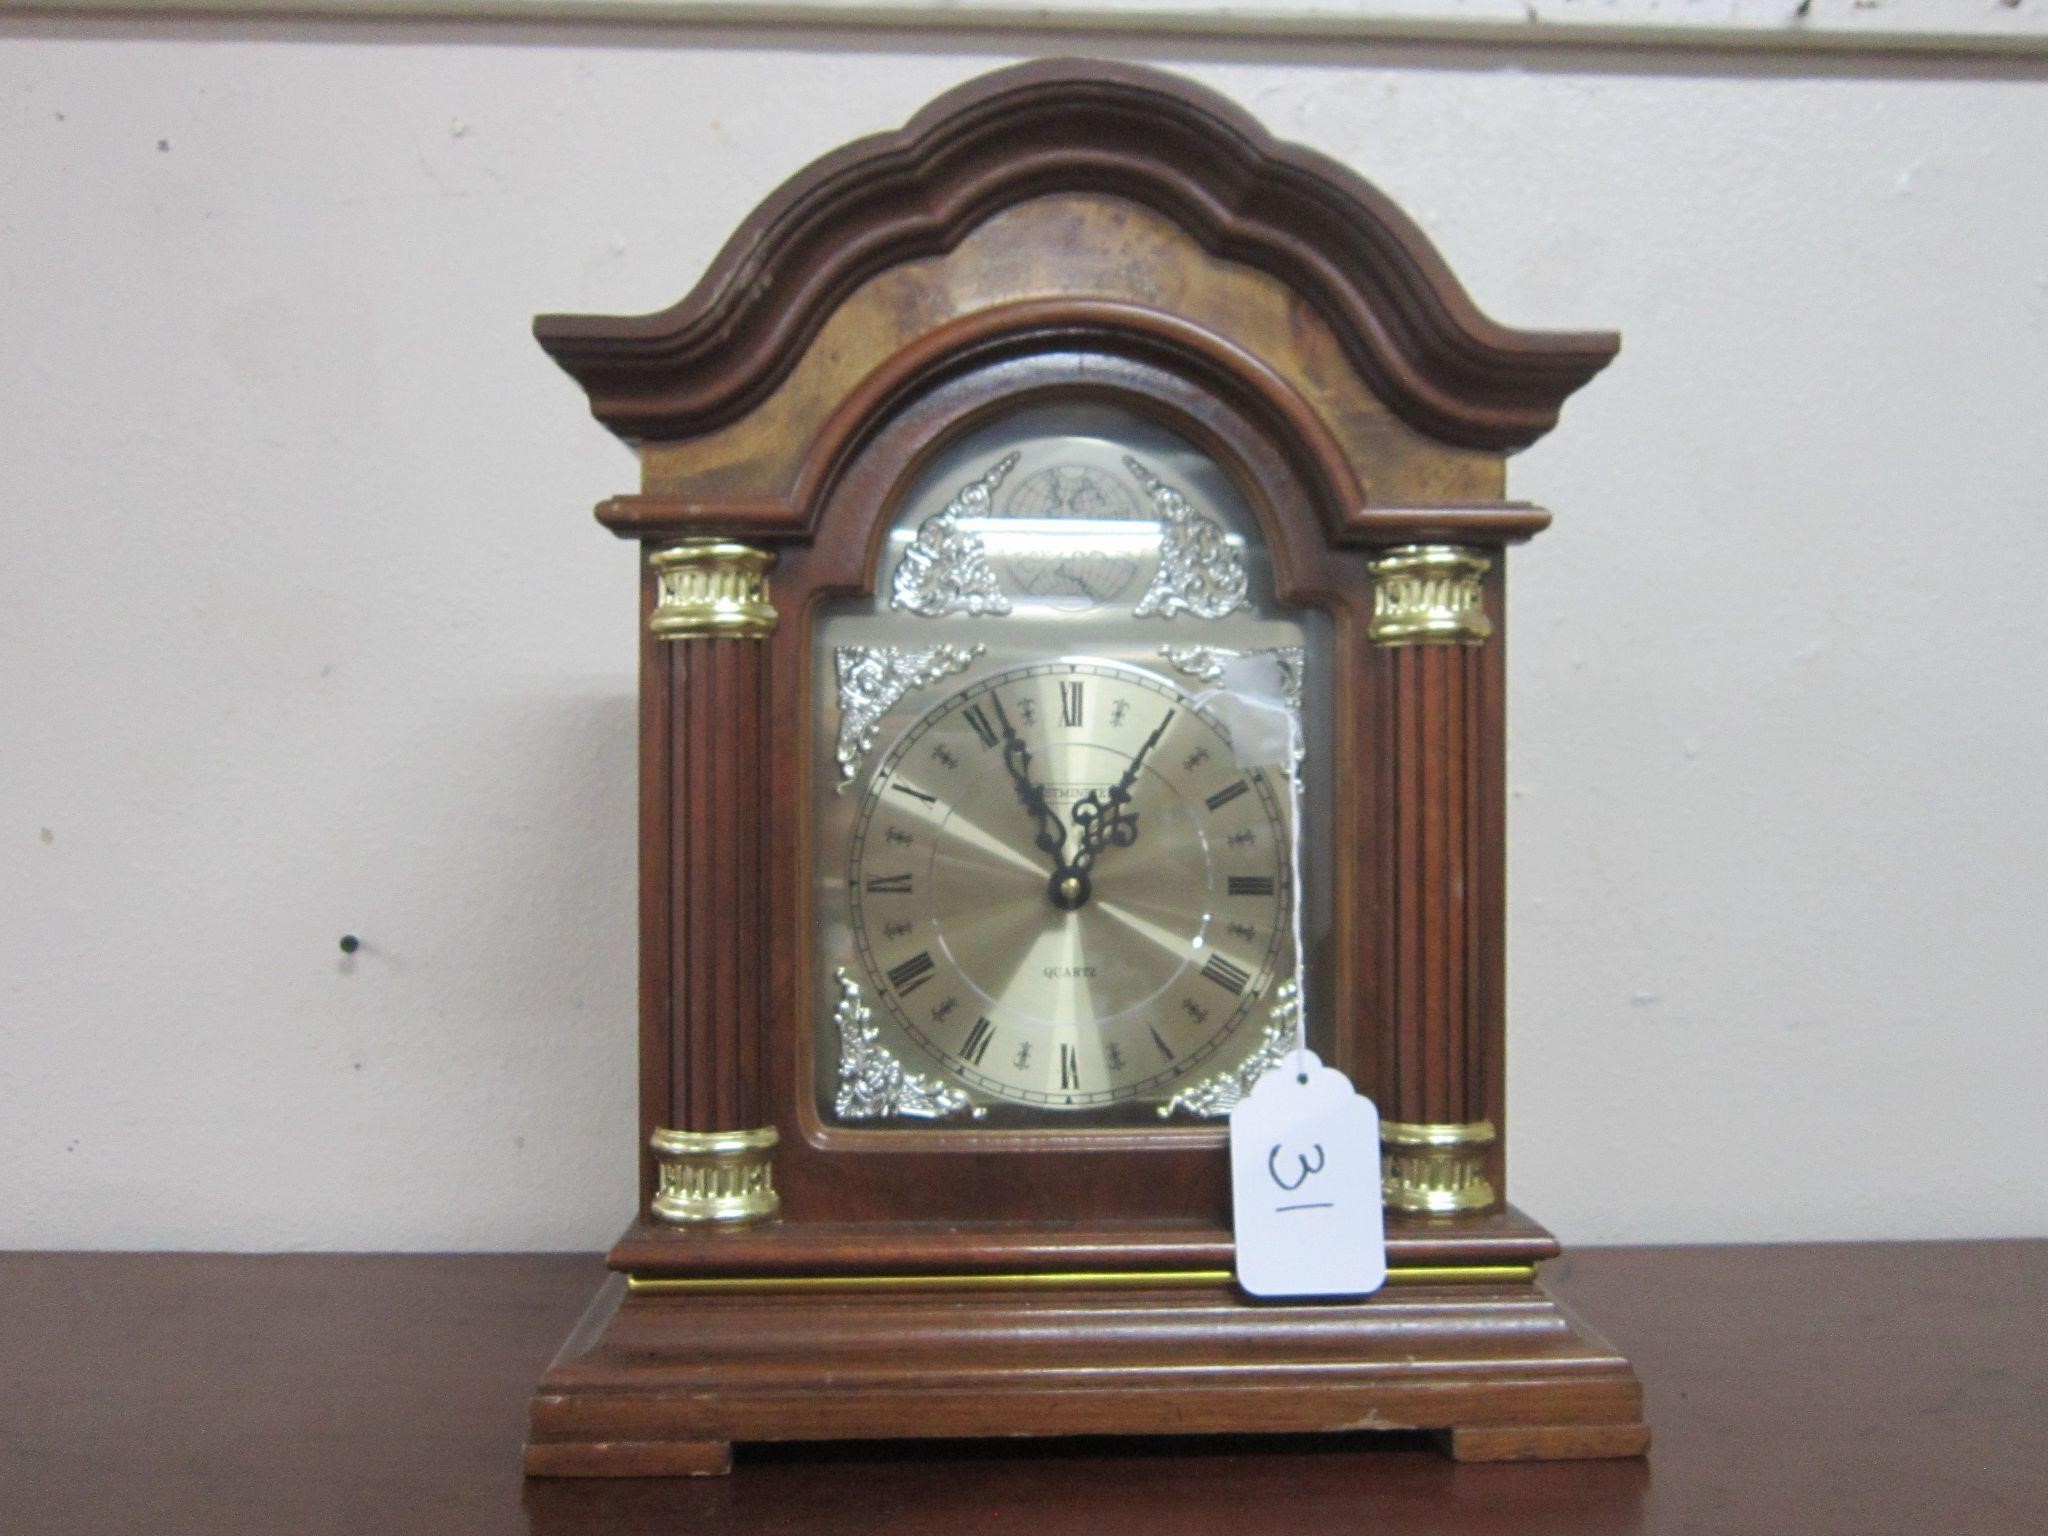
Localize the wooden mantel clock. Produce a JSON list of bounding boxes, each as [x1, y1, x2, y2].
[[523, 59, 1647, 1474]]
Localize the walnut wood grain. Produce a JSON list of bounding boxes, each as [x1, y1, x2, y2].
[[534, 60, 1617, 452], [526, 1271, 1645, 1475], [1375, 568, 1506, 1150], [621, 199, 1507, 519], [665, 634, 770, 1135]]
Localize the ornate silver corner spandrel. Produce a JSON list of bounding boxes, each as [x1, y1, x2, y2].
[[831, 968, 985, 1122], [889, 453, 1018, 617], [1127, 456, 1248, 620], [1368, 544, 1492, 647], [648, 1125, 780, 1224], [648, 541, 778, 640], [833, 643, 984, 788], [1380, 1120, 1498, 1213], [1158, 981, 1300, 1120]]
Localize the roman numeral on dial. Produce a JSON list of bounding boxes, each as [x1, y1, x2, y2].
[[1200, 954, 1251, 995], [1205, 780, 1250, 812], [1227, 875, 1275, 897], [886, 951, 936, 996], [864, 873, 914, 895], [1059, 680, 1084, 727], [963, 703, 1000, 750], [1059, 1043, 1080, 1091], [961, 1016, 994, 1066]]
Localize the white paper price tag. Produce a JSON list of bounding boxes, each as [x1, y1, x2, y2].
[[1229, 1049, 1387, 1299]]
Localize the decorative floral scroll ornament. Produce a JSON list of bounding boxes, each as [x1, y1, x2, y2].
[[833, 643, 983, 789], [1159, 644, 1233, 686], [889, 453, 1019, 617], [1158, 982, 1300, 1120], [832, 969, 985, 1121], [1127, 456, 1248, 620]]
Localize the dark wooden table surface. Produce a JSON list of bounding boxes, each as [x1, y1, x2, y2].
[[2, 1242, 2040, 1535]]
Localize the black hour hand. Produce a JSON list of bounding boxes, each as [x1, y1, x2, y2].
[[1070, 788, 1139, 872], [995, 702, 1067, 867]]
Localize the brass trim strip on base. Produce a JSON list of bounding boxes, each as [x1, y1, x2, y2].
[[625, 1264, 1537, 1296]]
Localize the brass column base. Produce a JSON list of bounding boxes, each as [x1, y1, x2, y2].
[[649, 1127, 779, 1225], [1382, 1120, 1498, 1214]]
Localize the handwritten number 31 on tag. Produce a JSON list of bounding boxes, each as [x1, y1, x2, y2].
[[1229, 1049, 1387, 1298]]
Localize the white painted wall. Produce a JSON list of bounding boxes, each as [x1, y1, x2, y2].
[[30, 0, 2048, 55], [2, 19, 2043, 1251]]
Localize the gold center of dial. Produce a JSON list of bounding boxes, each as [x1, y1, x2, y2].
[[848, 659, 1292, 1111]]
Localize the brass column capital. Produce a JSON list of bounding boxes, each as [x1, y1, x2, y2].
[[1368, 544, 1493, 647], [648, 540, 778, 640]]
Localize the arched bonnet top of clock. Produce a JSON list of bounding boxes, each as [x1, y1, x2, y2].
[[537, 59, 1617, 542]]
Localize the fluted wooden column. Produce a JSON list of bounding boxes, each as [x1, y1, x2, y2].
[[640, 541, 780, 1225], [1370, 545, 1503, 1215]]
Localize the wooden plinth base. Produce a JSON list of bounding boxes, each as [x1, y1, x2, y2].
[[524, 1270, 1647, 1476]]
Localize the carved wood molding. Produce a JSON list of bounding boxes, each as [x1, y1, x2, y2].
[[592, 299, 1361, 543], [536, 58, 1618, 454], [589, 300, 1554, 548]]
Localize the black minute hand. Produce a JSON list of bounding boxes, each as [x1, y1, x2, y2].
[[1070, 708, 1175, 875]]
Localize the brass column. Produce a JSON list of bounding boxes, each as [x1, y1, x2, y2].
[[644, 541, 780, 1224], [1371, 546, 1501, 1214]]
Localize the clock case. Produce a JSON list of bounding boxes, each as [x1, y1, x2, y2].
[[524, 60, 1647, 1473]]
